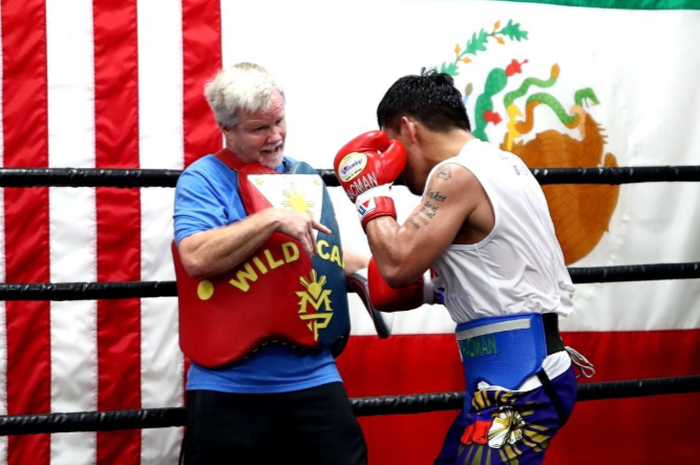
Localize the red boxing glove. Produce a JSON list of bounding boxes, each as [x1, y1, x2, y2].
[[348, 255, 435, 313], [348, 258, 444, 338], [334, 131, 406, 229], [366, 257, 435, 311]]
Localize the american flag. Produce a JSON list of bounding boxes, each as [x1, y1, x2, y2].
[[0, 1, 221, 463], [1, 1, 699, 464]]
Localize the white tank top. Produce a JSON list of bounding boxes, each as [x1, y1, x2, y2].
[[430, 139, 575, 325]]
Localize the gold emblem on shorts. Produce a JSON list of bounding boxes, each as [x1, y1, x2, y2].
[[488, 407, 526, 449]]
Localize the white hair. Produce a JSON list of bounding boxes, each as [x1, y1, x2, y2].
[[204, 63, 285, 129]]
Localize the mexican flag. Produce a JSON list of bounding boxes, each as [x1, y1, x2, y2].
[[0, 0, 697, 464]]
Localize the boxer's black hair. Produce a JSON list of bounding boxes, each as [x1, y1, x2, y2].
[[377, 68, 470, 133]]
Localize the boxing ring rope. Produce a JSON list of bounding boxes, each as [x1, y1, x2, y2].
[[0, 165, 699, 436], [1, 374, 698, 437], [0, 262, 699, 301], [1, 165, 699, 188]]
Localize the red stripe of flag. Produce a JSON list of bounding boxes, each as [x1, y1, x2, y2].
[[1, 0, 51, 463], [182, 0, 222, 168], [549, 328, 700, 463], [92, 1, 141, 463]]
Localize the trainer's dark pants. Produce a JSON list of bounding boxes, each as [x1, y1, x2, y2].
[[435, 365, 577, 465], [181, 382, 367, 465]]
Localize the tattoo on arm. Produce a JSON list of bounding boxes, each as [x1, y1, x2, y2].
[[425, 189, 446, 202], [414, 212, 429, 225], [411, 200, 440, 228], [407, 218, 421, 229], [408, 166, 452, 230], [436, 165, 452, 181]]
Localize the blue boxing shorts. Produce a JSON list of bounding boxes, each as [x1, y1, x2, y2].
[[435, 314, 577, 465], [435, 313, 577, 464], [434, 366, 577, 464]]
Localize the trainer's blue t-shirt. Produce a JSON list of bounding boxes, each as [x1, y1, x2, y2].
[[173, 154, 341, 394]]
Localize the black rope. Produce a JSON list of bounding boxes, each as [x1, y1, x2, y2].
[[351, 374, 700, 416], [0, 168, 181, 188], [575, 374, 700, 401], [0, 281, 177, 301], [324, 165, 700, 187], [0, 407, 185, 436], [0, 262, 697, 301], [0, 375, 697, 436], [530, 165, 700, 185], [1, 165, 699, 188], [568, 262, 700, 284]]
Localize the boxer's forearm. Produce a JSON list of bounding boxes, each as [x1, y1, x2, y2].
[[364, 217, 422, 287]]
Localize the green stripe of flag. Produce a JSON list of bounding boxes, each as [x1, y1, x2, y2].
[[498, 0, 699, 10]]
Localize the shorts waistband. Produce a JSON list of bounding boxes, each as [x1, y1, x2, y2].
[[455, 313, 564, 356]]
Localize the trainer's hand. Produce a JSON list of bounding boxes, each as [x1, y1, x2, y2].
[[269, 208, 331, 258], [333, 131, 406, 229]]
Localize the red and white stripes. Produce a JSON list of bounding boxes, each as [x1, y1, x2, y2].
[[0, 1, 222, 463]]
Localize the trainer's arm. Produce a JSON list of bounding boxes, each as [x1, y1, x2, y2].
[[179, 208, 331, 279], [343, 249, 370, 276], [366, 164, 479, 287]]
